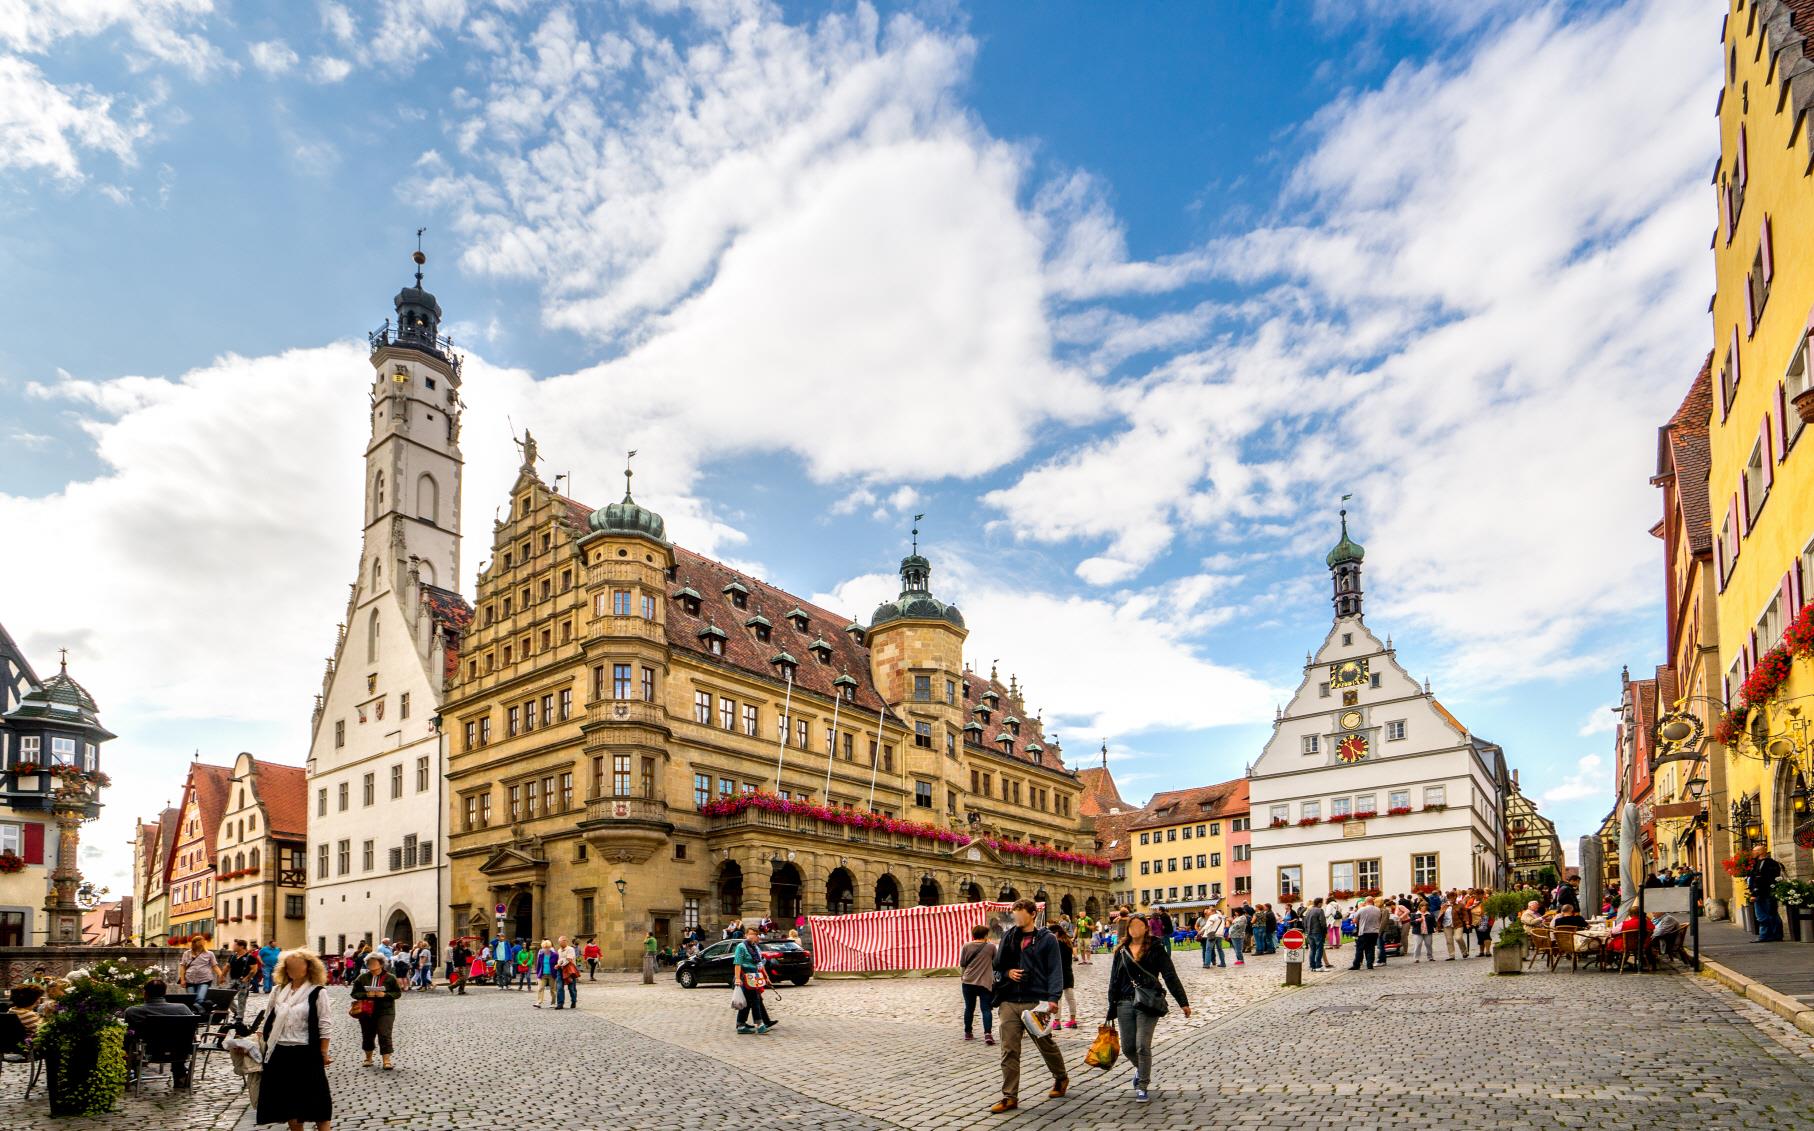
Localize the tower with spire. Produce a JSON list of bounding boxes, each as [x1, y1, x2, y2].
[[306, 238, 472, 958], [1328, 509, 1365, 620]]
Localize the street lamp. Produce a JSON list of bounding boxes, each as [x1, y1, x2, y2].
[[613, 877, 626, 900], [1685, 775, 1708, 800]]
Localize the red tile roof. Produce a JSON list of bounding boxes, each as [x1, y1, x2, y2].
[[187, 763, 234, 867], [252, 759, 308, 842], [1090, 809, 1146, 862], [1075, 764, 1127, 816], [1130, 778, 1244, 831], [1658, 355, 1714, 557]]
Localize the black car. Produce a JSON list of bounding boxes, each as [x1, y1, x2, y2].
[[675, 938, 813, 988]]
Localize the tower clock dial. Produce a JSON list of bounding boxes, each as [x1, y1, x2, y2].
[[1329, 657, 1369, 689], [1339, 709, 1363, 731], [1336, 734, 1369, 763]]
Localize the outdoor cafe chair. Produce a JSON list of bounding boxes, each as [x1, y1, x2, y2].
[[1548, 927, 1584, 972], [1521, 925, 1551, 970], [0, 1012, 46, 1098], [124, 1012, 198, 1096]]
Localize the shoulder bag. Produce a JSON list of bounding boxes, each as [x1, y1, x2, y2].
[[1117, 949, 1168, 1017]]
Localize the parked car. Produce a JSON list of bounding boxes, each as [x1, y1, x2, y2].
[[675, 938, 813, 988]]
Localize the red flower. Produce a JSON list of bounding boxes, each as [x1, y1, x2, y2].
[[1783, 600, 1814, 658], [1297, 816, 1321, 827], [1387, 806, 1412, 816], [1353, 811, 1377, 821]]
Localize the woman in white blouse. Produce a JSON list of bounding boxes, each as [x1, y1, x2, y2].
[[257, 949, 333, 1130]]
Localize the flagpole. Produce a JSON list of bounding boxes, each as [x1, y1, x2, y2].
[[822, 693, 842, 799], [773, 673, 794, 794], [867, 701, 886, 812]]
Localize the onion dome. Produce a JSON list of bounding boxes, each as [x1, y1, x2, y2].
[[1326, 509, 1364, 567], [869, 552, 965, 630], [588, 462, 668, 544]]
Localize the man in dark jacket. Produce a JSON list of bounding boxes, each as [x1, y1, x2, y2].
[[1749, 845, 1785, 942], [990, 899, 1067, 1113], [124, 981, 199, 1088], [1302, 899, 1329, 971]]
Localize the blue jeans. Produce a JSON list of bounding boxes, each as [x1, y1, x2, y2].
[[1230, 936, 1245, 962], [259, 967, 273, 993], [1376, 931, 1389, 965], [962, 983, 993, 1035], [555, 975, 578, 1007], [1755, 896, 1784, 941], [1202, 938, 1225, 967], [1307, 936, 1326, 970]]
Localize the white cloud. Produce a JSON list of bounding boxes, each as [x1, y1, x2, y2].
[[1541, 754, 1608, 806], [248, 39, 299, 75], [987, 2, 1715, 684], [1576, 704, 1619, 737], [307, 55, 353, 84], [0, 55, 150, 181], [0, 0, 228, 78]]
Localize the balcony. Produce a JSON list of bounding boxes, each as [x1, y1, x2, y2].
[[588, 616, 666, 647], [584, 699, 670, 733], [578, 795, 675, 863]]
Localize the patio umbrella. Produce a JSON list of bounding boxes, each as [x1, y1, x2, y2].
[[1616, 802, 1639, 921]]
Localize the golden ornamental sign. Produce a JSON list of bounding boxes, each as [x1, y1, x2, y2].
[[1653, 709, 1705, 764]]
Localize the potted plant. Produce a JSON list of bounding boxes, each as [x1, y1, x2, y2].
[[1482, 890, 1527, 974], [40, 958, 158, 1115], [1793, 385, 1814, 426]]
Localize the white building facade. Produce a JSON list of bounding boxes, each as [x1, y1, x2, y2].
[[304, 260, 469, 957], [1248, 516, 1508, 905]]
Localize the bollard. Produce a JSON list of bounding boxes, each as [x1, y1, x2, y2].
[[1280, 926, 1305, 986], [642, 953, 655, 984]]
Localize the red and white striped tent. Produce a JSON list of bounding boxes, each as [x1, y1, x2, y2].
[[807, 901, 1029, 973]]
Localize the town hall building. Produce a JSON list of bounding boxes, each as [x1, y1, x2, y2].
[[1248, 515, 1510, 904]]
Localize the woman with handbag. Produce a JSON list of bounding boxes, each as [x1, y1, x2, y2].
[[1106, 915, 1191, 1105], [733, 926, 775, 1035], [256, 949, 332, 1129], [350, 953, 403, 1069]]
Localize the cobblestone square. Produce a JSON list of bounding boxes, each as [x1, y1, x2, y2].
[[7, 949, 1811, 1131]]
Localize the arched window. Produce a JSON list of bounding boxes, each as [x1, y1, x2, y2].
[[248, 848, 259, 871], [367, 609, 381, 662], [372, 558, 382, 589], [417, 473, 438, 524], [418, 560, 436, 586], [373, 471, 386, 515]]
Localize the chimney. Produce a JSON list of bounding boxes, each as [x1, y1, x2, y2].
[[1512, 768, 1520, 789]]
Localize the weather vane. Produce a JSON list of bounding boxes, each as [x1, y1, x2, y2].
[[624, 450, 638, 500], [911, 512, 925, 554], [413, 227, 427, 286]]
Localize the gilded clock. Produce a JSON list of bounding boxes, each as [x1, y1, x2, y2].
[[1329, 657, 1369, 689], [1339, 709, 1363, 731], [1336, 734, 1369, 763]]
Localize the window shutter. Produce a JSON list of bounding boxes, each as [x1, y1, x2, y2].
[[1782, 572, 1796, 638], [1740, 474, 1752, 534], [1762, 416, 1775, 490], [1731, 493, 1743, 550], [1723, 185, 1734, 240], [1716, 529, 1728, 587], [1732, 324, 1742, 390], [388, 847, 402, 872], [1776, 381, 1791, 458], [1745, 276, 1757, 334], [1794, 558, 1807, 610], [22, 822, 45, 865], [1738, 124, 1749, 188], [1762, 215, 1775, 283]]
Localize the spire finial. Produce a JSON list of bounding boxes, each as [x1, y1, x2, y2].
[[413, 227, 427, 287], [58, 647, 68, 675], [624, 450, 638, 502], [1100, 738, 1108, 769], [911, 512, 925, 555]]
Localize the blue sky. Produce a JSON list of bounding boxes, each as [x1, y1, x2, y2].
[[1, 1, 1717, 894]]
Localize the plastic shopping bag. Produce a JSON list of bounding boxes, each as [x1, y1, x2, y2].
[[1020, 1002, 1054, 1039], [731, 984, 747, 1010], [1084, 1023, 1120, 1070]]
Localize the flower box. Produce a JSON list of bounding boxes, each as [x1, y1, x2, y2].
[[1328, 888, 1355, 899], [1422, 803, 1447, 812], [0, 852, 25, 874], [1412, 883, 1439, 895], [1358, 887, 1382, 897], [1388, 806, 1412, 816], [1269, 818, 1289, 829], [1325, 814, 1348, 824], [1353, 811, 1377, 821], [1278, 892, 1301, 904], [12, 774, 41, 791], [1297, 816, 1321, 827]]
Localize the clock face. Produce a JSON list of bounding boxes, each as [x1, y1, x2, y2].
[[1329, 658, 1369, 689], [1339, 710, 1363, 731], [1336, 734, 1369, 763]]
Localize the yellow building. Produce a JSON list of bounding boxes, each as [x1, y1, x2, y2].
[[165, 762, 232, 944], [1126, 779, 1243, 913], [1708, 2, 1814, 885], [442, 449, 1111, 964]]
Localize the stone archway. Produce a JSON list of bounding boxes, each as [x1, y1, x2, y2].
[[917, 874, 942, 907], [826, 867, 856, 914], [770, 861, 804, 922], [1771, 760, 1813, 880], [998, 883, 1019, 902], [1085, 897, 1102, 918], [962, 881, 984, 903], [875, 873, 901, 910], [717, 860, 744, 918], [507, 892, 533, 942], [1060, 894, 1076, 917], [1034, 888, 1050, 910], [386, 909, 414, 946]]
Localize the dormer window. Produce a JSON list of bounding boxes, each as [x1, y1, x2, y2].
[[974, 703, 992, 725], [724, 580, 750, 610], [771, 652, 797, 681], [1025, 741, 1044, 759], [964, 720, 983, 737], [785, 607, 810, 633], [809, 638, 833, 663], [746, 614, 772, 644], [673, 586, 702, 616], [996, 733, 1014, 752], [843, 620, 865, 645], [833, 673, 858, 702], [1004, 715, 1021, 737], [698, 624, 727, 656]]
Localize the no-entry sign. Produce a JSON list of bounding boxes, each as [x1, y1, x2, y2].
[[1280, 928, 1305, 949]]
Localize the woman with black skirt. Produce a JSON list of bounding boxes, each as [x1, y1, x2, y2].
[[1106, 916, 1191, 1105], [257, 949, 333, 1130]]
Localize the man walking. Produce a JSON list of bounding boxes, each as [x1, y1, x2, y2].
[[1443, 891, 1471, 959], [492, 937, 514, 990], [1303, 899, 1328, 971], [1349, 899, 1381, 970], [990, 899, 1067, 1114], [1749, 844, 1785, 943]]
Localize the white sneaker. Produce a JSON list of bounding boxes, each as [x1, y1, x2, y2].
[[1135, 1088, 1150, 1104]]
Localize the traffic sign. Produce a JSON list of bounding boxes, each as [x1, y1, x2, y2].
[[495, 903, 506, 915], [1280, 928, 1305, 949]]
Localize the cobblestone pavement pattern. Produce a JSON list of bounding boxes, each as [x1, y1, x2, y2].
[[4, 947, 1811, 1130]]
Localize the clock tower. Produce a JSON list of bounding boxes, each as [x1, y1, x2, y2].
[[1328, 509, 1364, 619]]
